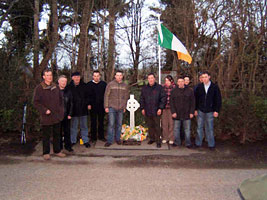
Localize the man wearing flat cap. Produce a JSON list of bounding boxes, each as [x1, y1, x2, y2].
[[67, 71, 92, 148]]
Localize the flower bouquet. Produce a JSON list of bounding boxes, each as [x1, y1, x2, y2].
[[121, 124, 148, 141]]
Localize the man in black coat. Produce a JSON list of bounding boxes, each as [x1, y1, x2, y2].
[[87, 70, 107, 143], [140, 73, 167, 148], [58, 75, 74, 152], [170, 76, 195, 148], [67, 72, 91, 148], [194, 71, 222, 150]]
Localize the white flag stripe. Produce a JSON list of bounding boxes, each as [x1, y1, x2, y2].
[[157, 23, 163, 44], [172, 36, 189, 54]]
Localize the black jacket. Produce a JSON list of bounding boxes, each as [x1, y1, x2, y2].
[[60, 88, 73, 118], [194, 81, 222, 113], [170, 87, 195, 120], [140, 82, 167, 117], [67, 80, 92, 117], [87, 80, 107, 113]]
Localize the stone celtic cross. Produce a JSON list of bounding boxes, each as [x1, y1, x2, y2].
[[126, 94, 140, 130]]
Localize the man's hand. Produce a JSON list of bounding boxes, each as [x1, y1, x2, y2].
[[213, 112, 219, 118], [46, 109, 51, 115], [157, 109, 162, 116], [88, 105, 91, 110], [194, 110, 198, 116], [172, 113, 177, 118], [67, 115, 71, 119], [123, 109, 126, 113], [105, 108, 109, 113], [141, 109, 145, 116], [190, 114, 194, 119]]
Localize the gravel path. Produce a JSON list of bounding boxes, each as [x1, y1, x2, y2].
[[0, 141, 266, 200]]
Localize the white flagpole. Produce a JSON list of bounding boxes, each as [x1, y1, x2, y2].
[[158, 16, 161, 85]]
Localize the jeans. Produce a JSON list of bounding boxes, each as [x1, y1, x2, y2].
[[70, 116, 89, 144], [173, 119, 191, 146], [195, 110, 215, 147], [107, 107, 123, 144], [42, 122, 61, 155]]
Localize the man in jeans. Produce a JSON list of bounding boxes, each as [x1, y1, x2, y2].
[[140, 73, 166, 148], [194, 71, 222, 150], [67, 71, 91, 148], [104, 70, 129, 147], [170, 76, 195, 148], [33, 68, 66, 160]]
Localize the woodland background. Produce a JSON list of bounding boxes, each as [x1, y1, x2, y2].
[[0, 0, 266, 143]]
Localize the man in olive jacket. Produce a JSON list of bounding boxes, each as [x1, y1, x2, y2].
[[104, 70, 129, 147], [140, 73, 167, 148], [33, 68, 66, 160], [170, 76, 195, 148]]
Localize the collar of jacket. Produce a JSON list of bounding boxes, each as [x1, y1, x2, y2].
[[147, 82, 157, 88], [41, 82, 57, 90]]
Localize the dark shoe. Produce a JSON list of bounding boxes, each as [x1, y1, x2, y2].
[[194, 144, 201, 148], [172, 143, 178, 147], [156, 143, 161, 148], [209, 147, 215, 151], [186, 145, 193, 149], [84, 142, 91, 148], [147, 140, 155, 145], [116, 140, 122, 145], [71, 143, 76, 147], [65, 147, 74, 152], [99, 138, 107, 142], [104, 142, 112, 147], [91, 140, 97, 144]]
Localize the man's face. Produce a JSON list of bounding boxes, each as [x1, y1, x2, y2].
[[177, 78, 185, 88], [148, 75, 155, 86], [93, 72, 101, 83], [43, 71, 53, 85], [72, 75, 81, 85], [58, 77, 67, 89], [199, 75, 203, 83], [202, 73, 210, 84], [115, 72, 123, 83], [184, 77, 190, 85]]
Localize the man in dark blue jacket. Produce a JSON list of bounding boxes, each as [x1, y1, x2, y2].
[[194, 71, 222, 150], [140, 73, 167, 148]]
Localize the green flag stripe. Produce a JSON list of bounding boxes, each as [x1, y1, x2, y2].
[[158, 24, 173, 49]]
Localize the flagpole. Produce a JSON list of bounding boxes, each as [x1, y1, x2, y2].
[[158, 16, 161, 85]]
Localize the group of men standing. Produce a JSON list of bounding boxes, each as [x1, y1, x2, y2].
[[33, 68, 221, 160]]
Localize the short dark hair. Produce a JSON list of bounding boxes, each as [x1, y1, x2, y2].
[[183, 74, 190, 79], [115, 69, 123, 75], [177, 75, 184, 80], [42, 68, 52, 76], [147, 72, 155, 78], [202, 70, 210, 76], [71, 71, 81, 77], [93, 70, 101, 75]]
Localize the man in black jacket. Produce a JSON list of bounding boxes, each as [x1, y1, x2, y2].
[[170, 76, 195, 148], [58, 75, 74, 152], [140, 73, 167, 148], [67, 72, 91, 148], [87, 70, 107, 143], [194, 71, 222, 150]]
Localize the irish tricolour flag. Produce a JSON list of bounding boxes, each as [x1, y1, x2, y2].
[[158, 23, 192, 64]]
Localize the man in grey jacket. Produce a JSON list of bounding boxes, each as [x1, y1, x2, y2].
[[104, 70, 129, 147]]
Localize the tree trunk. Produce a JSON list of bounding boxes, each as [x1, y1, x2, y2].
[[106, 0, 116, 82], [33, 0, 40, 82], [76, 0, 94, 74], [38, 0, 59, 81]]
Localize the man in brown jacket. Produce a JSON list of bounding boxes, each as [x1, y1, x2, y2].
[[104, 70, 129, 147], [33, 68, 66, 160], [170, 76, 195, 148]]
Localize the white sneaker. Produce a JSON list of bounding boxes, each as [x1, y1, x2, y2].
[[169, 141, 174, 145], [162, 140, 167, 144]]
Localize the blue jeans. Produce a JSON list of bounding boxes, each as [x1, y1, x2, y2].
[[70, 116, 89, 144], [195, 110, 215, 147], [173, 119, 191, 146], [107, 107, 123, 144]]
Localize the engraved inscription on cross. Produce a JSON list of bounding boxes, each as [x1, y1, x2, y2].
[[126, 94, 140, 130]]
